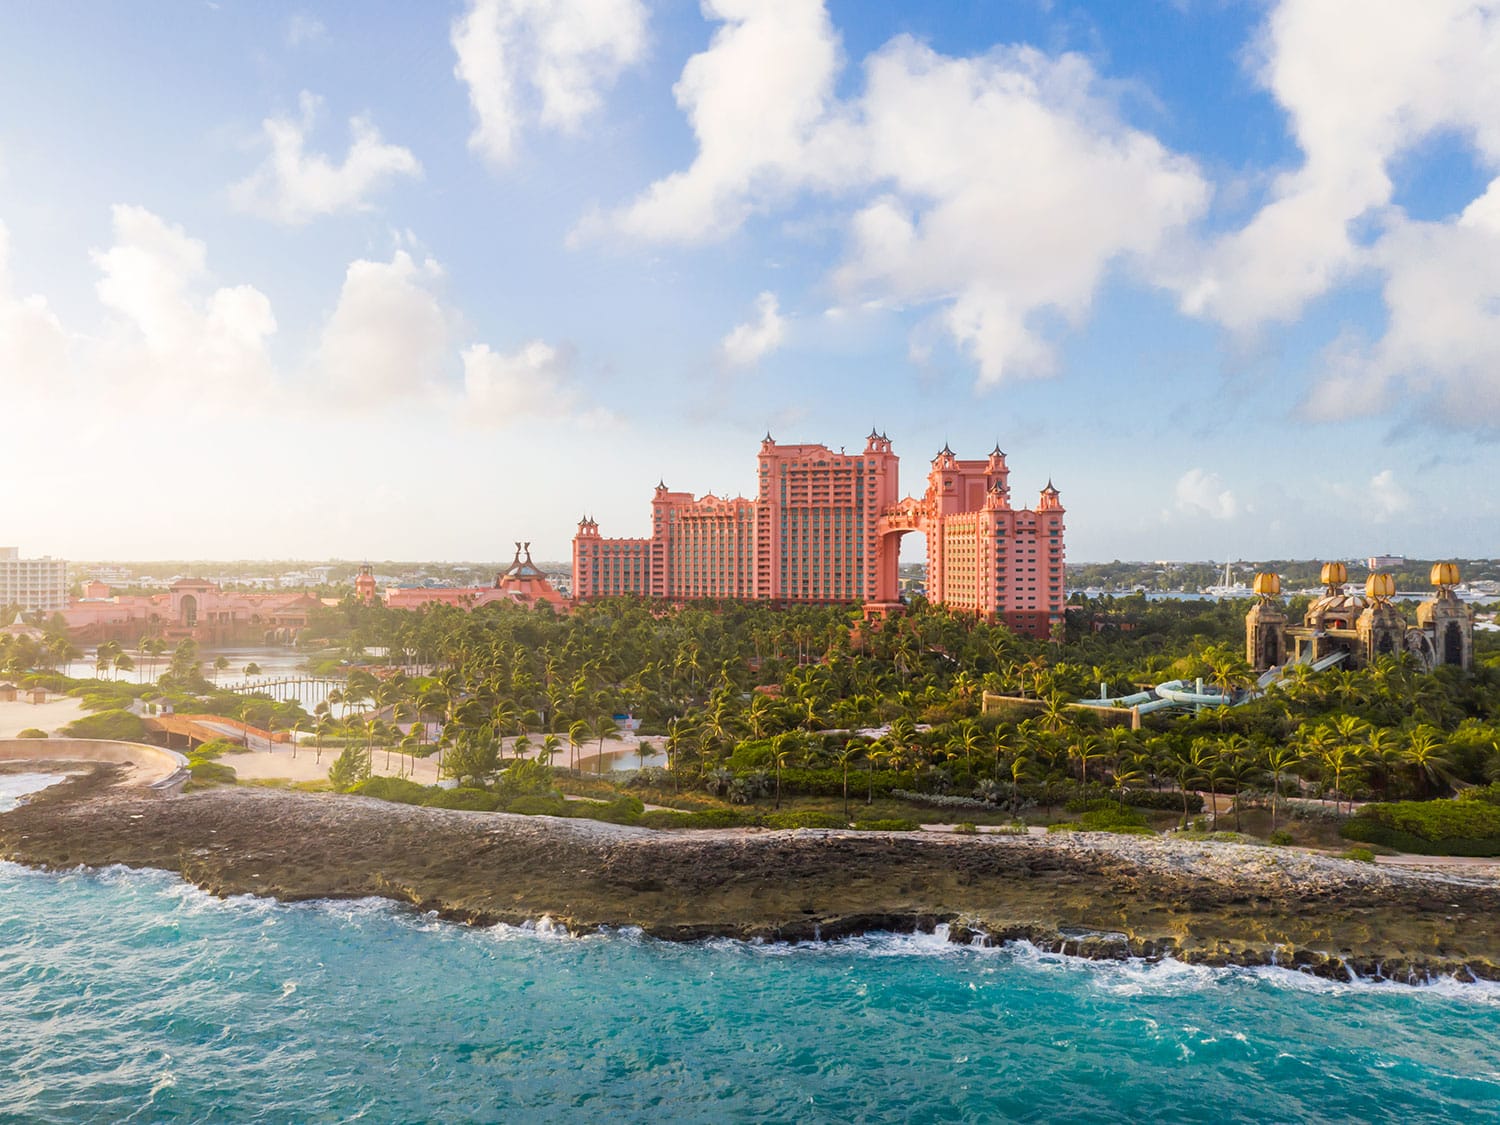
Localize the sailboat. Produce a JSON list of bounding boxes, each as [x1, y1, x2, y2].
[[1203, 561, 1252, 599]]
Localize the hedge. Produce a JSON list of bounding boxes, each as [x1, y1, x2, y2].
[[420, 787, 503, 812], [1340, 798, 1500, 856], [351, 777, 429, 805]]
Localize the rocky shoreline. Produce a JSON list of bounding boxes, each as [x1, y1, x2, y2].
[[4, 765, 1499, 985]]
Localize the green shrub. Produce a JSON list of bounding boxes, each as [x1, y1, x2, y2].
[[1046, 822, 1077, 833], [327, 746, 371, 793], [187, 760, 237, 785], [59, 709, 147, 742], [952, 822, 978, 835], [1341, 798, 1500, 856], [15, 728, 47, 739], [1268, 829, 1294, 846], [420, 787, 502, 812], [565, 794, 644, 825], [992, 822, 1028, 835], [1343, 847, 1376, 864], [852, 818, 919, 832], [188, 738, 239, 761], [505, 793, 569, 817], [351, 776, 429, 805], [637, 807, 756, 830], [1117, 789, 1204, 814], [761, 810, 847, 830], [1077, 802, 1149, 832]]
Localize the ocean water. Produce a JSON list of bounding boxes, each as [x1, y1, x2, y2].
[[2, 860, 1500, 1122]]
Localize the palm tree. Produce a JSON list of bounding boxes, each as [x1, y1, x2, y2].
[[834, 741, 864, 820], [1403, 726, 1454, 798], [1006, 749, 1034, 816], [592, 715, 620, 776], [568, 719, 590, 775], [771, 731, 798, 810], [541, 732, 563, 772], [1263, 743, 1304, 832]]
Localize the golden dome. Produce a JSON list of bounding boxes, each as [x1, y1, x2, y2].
[[1252, 572, 1281, 597], [1320, 562, 1347, 587], [1365, 573, 1395, 600], [1431, 561, 1461, 588]]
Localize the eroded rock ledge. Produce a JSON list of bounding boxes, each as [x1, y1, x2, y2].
[[4, 769, 1498, 985]]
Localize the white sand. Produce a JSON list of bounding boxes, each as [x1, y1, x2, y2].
[[0, 697, 87, 739]]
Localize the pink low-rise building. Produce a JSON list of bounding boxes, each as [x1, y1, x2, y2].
[[61, 580, 322, 644], [374, 545, 570, 613]]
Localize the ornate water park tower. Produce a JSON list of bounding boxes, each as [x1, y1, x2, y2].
[[1245, 562, 1475, 673]]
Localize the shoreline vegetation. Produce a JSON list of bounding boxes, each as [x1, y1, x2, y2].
[[6, 592, 1500, 983]]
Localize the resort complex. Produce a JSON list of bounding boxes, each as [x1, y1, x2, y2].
[[573, 432, 1066, 637], [360, 545, 571, 614], [1246, 562, 1476, 673]]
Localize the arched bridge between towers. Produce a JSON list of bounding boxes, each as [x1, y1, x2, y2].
[[873, 499, 932, 608]]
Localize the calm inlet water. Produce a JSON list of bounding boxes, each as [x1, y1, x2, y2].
[[2, 860, 1499, 1122]]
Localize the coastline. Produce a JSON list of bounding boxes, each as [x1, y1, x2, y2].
[[4, 768, 1499, 984]]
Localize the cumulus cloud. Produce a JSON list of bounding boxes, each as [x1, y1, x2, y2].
[[1367, 469, 1411, 521], [230, 93, 420, 225], [0, 221, 69, 386], [452, 0, 648, 166], [1180, 0, 1500, 428], [1173, 468, 1239, 521], [286, 13, 327, 47], [314, 251, 450, 400], [1180, 1, 1500, 328], [460, 339, 609, 425], [721, 291, 785, 366], [583, 0, 848, 242], [91, 205, 277, 400], [584, 1, 1208, 384]]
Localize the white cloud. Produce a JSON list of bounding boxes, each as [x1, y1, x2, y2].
[[1173, 468, 1239, 520], [0, 221, 69, 386], [1305, 184, 1500, 425], [230, 93, 420, 225], [1181, 1, 1500, 330], [584, 0, 848, 242], [1367, 469, 1411, 521], [584, 2, 1208, 384], [314, 251, 450, 400], [91, 205, 277, 401], [461, 339, 587, 422], [1181, 0, 1500, 428], [721, 291, 785, 366], [286, 13, 327, 47], [452, 0, 648, 167]]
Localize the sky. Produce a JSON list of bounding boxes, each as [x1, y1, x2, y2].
[[3, 0, 1500, 565]]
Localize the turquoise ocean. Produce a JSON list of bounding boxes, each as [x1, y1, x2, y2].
[[4, 777, 1500, 1123]]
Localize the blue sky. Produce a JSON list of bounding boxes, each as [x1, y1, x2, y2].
[[2, 0, 1499, 564]]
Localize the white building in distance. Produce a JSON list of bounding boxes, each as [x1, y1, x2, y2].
[[0, 547, 69, 613]]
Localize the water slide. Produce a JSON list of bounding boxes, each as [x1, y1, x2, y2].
[[1074, 649, 1349, 716]]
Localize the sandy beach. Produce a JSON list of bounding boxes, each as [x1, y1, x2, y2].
[[0, 697, 87, 739]]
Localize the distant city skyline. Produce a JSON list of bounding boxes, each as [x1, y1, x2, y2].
[[4, 2, 1500, 562]]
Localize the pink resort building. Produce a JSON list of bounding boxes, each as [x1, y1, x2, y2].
[[573, 432, 1066, 638], [370, 544, 571, 613], [62, 580, 322, 645]]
